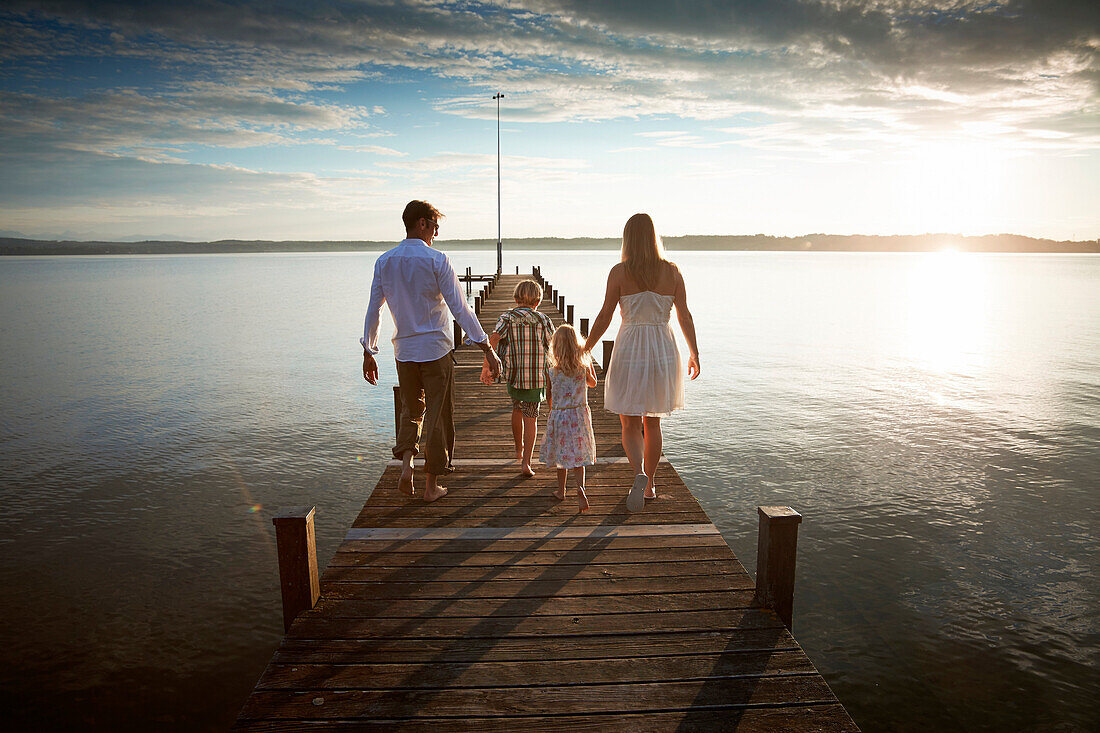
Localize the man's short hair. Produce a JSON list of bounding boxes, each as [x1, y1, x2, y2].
[[513, 280, 543, 307], [402, 200, 444, 231]]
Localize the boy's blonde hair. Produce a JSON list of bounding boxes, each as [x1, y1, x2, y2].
[[549, 324, 591, 377], [513, 280, 543, 307]]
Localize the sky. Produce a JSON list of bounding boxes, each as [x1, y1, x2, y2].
[[0, 0, 1097, 242]]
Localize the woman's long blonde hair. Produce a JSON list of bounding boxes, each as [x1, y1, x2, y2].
[[622, 212, 669, 291], [549, 324, 591, 377]]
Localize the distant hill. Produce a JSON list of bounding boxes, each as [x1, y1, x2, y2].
[[0, 233, 1096, 255]]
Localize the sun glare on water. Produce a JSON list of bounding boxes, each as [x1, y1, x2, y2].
[[905, 250, 989, 375]]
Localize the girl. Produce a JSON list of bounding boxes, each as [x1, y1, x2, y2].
[[540, 324, 598, 511]]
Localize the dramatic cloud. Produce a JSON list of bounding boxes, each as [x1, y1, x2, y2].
[[0, 1, 1096, 239]]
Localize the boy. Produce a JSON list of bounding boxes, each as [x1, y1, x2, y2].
[[484, 280, 554, 476]]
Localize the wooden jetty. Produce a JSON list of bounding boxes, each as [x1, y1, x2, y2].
[[235, 271, 858, 731]]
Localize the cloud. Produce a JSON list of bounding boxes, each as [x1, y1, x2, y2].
[[0, 1, 1096, 239]]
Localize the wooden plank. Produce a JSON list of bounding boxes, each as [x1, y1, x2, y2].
[[274, 628, 801, 664], [385, 457, 669, 467], [321, 559, 746, 582], [233, 704, 859, 732], [309, 590, 758, 619], [289, 608, 783, 638], [237, 676, 837, 720], [255, 650, 818, 689], [344, 524, 719, 541]]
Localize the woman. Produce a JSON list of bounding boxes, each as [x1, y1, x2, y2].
[[583, 213, 701, 512]]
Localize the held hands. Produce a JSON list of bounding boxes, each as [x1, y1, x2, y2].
[[688, 353, 701, 380], [483, 344, 502, 381], [362, 351, 379, 385], [479, 358, 494, 385]]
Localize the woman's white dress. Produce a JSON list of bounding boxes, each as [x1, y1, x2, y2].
[[604, 291, 685, 417]]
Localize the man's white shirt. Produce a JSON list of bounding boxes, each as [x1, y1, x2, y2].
[[361, 238, 489, 362]]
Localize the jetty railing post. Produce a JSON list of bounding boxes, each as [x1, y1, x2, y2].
[[393, 385, 401, 443], [558, 295, 565, 313], [474, 295, 481, 315], [515, 265, 519, 275], [453, 320, 462, 350], [752, 506, 802, 630], [272, 507, 320, 633], [567, 304, 574, 326], [580, 318, 589, 337], [602, 340, 614, 372]]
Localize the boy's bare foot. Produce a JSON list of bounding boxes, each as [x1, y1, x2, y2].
[[423, 485, 448, 503], [520, 463, 535, 477], [398, 468, 415, 496], [553, 488, 566, 501], [576, 487, 589, 512]]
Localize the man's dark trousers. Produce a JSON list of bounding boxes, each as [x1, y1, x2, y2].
[[393, 353, 455, 475]]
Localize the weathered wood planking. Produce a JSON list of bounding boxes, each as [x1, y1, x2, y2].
[[235, 272, 858, 731]]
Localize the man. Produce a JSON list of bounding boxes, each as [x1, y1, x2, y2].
[[361, 200, 502, 502]]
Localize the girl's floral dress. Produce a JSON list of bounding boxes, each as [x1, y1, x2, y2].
[[539, 368, 596, 469]]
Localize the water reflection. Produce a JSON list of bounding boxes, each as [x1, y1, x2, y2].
[[905, 250, 988, 376], [0, 251, 1096, 731]]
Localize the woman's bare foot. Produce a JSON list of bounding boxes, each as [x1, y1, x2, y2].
[[576, 487, 589, 512], [520, 463, 535, 477], [398, 467, 415, 496], [553, 488, 566, 501], [423, 485, 448, 503], [644, 482, 657, 500]]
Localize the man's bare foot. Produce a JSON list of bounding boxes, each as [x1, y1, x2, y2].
[[423, 485, 448, 503], [398, 468, 415, 496], [576, 487, 589, 512], [520, 463, 535, 477], [553, 488, 566, 501]]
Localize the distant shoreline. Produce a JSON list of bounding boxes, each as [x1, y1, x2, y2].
[[1, 233, 1097, 255]]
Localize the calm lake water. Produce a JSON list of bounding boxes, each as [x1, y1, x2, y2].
[[0, 250, 1097, 731]]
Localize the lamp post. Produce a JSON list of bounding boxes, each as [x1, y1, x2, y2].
[[493, 92, 503, 275]]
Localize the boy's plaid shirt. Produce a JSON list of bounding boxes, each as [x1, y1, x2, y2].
[[493, 306, 554, 390]]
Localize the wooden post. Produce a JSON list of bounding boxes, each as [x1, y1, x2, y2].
[[752, 506, 802, 630], [567, 304, 574, 325], [474, 295, 481, 315], [453, 320, 462, 349], [580, 318, 589, 337], [272, 507, 320, 633], [602, 340, 614, 372], [558, 295, 565, 313], [393, 385, 401, 443], [515, 265, 519, 274]]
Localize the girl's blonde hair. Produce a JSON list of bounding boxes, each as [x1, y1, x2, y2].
[[549, 324, 591, 377], [621, 212, 669, 291]]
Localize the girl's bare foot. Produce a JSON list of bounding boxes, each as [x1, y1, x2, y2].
[[398, 467, 415, 496], [520, 463, 535, 477], [553, 488, 566, 501], [423, 485, 448, 503], [576, 487, 589, 512], [644, 482, 657, 500]]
